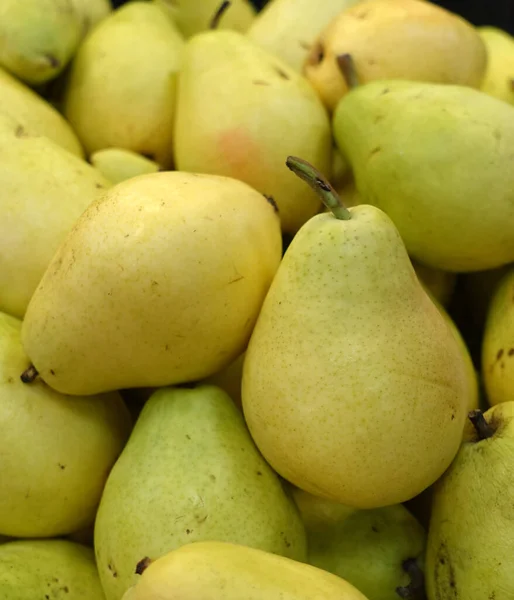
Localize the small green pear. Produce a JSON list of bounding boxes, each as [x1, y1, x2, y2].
[[0, 0, 82, 84], [63, 2, 184, 168], [95, 385, 307, 600], [174, 30, 332, 233], [90, 148, 160, 185], [242, 158, 469, 509], [0, 311, 130, 538], [293, 489, 426, 600], [333, 79, 514, 272], [425, 404, 514, 599], [479, 26, 514, 105], [0, 539, 104, 599], [21, 171, 281, 396]]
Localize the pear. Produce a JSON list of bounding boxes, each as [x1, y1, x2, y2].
[[293, 488, 426, 600], [204, 351, 245, 409], [63, 2, 184, 168], [95, 385, 307, 600], [0, 66, 83, 157], [412, 261, 456, 307], [247, 0, 363, 72], [333, 79, 514, 272], [0, 311, 130, 538], [425, 404, 514, 598], [122, 541, 368, 600], [70, 0, 112, 36], [154, 0, 256, 38], [242, 158, 469, 509], [0, 539, 104, 599], [90, 148, 160, 185], [304, 0, 486, 112], [479, 26, 514, 105], [0, 0, 82, 85], [21, 171, 281, 396], [0, 114, 110, 319]]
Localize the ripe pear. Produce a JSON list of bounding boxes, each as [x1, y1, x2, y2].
[[21, 171, 281, 396], [90, 148, 160, 185], [174, 30, 332, 234], [425, 404, 514, 598], [0, 0, 82, 85], [0, 311, 130, 538], [154, 0, 256, 38], [242, 158, 469, 509], [305, 0, 486, 111], [121, 541, 368, 600], [0, 114, 110, 319], [95, 385, 307, 600], [333, 80, 514, 272], [63, 2, 184, 168], [71, 0, 112, 36], [293, 489, 426, 600], [479, 26, 514, 105], [247, 0, 363, 72]]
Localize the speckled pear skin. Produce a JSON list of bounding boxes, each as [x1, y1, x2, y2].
[[94, 385, 307, 600], [242, 205, 469, 509], [0, 539, 105, 600]]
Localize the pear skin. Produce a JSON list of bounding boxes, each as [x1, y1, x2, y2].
[[94, 385, 306, 600], [90, 148, 160, 185], [479, 26, 514, 105]]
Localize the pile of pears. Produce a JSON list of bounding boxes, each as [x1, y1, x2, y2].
[[2, 0, 514, 598]]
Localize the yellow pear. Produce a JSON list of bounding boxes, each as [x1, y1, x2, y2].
[[90, 148, 160, 185], [63, 2, 184, 167], [304, 0, 486, 111], [121, 541, 369, 600], [479, 26, 514, 105], [21, 172, 282, 396]]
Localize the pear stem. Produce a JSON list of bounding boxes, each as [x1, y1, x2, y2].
[[135, 557, 153, 576], [396, 558, 427, 600], [20, 364, 39, 384], [210, 1, 231, 30], [286, 156, 351, 220], [337, 54, 359, 90], [468, 409, 496, 441]]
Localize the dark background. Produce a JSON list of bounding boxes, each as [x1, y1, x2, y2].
[[111, 0, 514, 35]]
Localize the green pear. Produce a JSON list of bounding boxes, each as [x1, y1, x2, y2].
[[154, 0, 255, 38], [0, 539, 104, 599], [95, 385, 307, 600], [242, 158, 469, 509], [71, 0, 112, 36], [333, 79, 514, 272], [63, 2, 184, 168], [21, 171, 282, 396], [0, 311, 130, 538], [425, 403, 514, 598], [479, 26, 514, 105], [412, 261, 456, 307], [293, 488, 426, 600], [174, 30, 332, 234], [0, 66, 82, 157], [247, 0, 363, 72], [0, 0, 82, 84], [0, 114, 110, 319], [90, 148, 160, 185]]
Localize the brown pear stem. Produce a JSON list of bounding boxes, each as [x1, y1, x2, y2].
[[210, 1, 231, 29], [468, 409, 496, 441], [337, 54, 359, 90], [20, 364, 39, 384], [286, 156, 351, 220], [135, 557, 153, 576], [396, 558, 427, 600]]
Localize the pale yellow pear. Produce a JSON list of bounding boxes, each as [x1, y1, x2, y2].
[[0, 311, 130, 538], [174, 30, 332, 233], [21, 172, 282, 396], [154, 0, 256, 38], [242, 158, 469, 509], [0, 66, 82, 157], [247, 0, 363, 72], [90, 148, 160, 185], [0, 539, 104, 600], [479, 26, 514, 105], [305, 0, 486, 111], [0, 114, 109, 319], [63, 2, 184, 167], [121, 541, 369, 600]]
